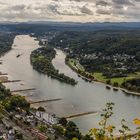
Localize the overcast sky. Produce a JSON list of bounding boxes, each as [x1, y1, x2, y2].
[[0, 0, 139, 22]]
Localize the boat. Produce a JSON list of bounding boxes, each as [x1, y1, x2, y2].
[[106, 85, 111, 90], [121, 89, 126, 93], [113, 87, 119, 91], [16, 53, 23, 58], [16, 54, 20, 58]]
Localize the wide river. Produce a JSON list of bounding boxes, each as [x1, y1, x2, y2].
[[0, 35, 140, 133]]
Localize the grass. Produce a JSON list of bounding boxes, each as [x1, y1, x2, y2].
[[68, 59, 85, 71], [93, 72, 140, 86]]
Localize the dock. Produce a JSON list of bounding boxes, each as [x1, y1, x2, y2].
[[11, 88, 36, 93], [65, 111, 98, 119], [0, 73, 8, 76], [2, 80, 21, 83], [30, 98, 62, 104]]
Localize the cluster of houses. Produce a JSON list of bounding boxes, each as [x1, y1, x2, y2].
[[0, 119, 18, 140], [38, 31, 58, 46], [78, 52, 137, 72], [0, 107, 58, 140]]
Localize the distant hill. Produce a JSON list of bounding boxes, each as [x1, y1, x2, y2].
[[0, 22, 140, 34]]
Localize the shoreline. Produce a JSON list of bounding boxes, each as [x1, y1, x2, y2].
[[65, 57, 140, 96]]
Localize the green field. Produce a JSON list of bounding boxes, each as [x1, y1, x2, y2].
[[93, 72, 140, 85]]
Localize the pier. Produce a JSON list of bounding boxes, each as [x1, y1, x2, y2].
[[11, 88, 36, 93], [0, 73, 8, 76], [30, 98, 62, 104], [2, 80, 21, 83], [65, 111, 98, 119]]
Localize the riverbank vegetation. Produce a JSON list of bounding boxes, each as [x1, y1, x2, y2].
[[0, 32, 16, 56], [30, 47, 77, 85], [65, 57, 95, 82], [122, 78, 140, 93], [0, 83, 30, 111]]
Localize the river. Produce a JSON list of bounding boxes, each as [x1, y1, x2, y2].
[[0, 35, 140, 133]]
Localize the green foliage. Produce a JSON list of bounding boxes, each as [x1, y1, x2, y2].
[[37, 125, 47, 133], [51, 30, 140, 89], [0, 83, 11, 101], [53, 125, 64, 135], [106, 80, 111, 85], [113, 82, 119, 87], [119, 119, 131, 138], [2, 95, 30, 111], [122, 78, 140, 92], [90, 103, 115, 140], [89, 103, 140, 140], [65, 121, 82, 140], [59, 117, 68, 126], [0, 32, 16, 55]]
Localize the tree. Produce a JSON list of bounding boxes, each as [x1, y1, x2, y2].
[[37, 125, 47, 133], [113, 82, 119, 87], [0, 83, 11, 101], [106, 79, 111, 85], [53, 125, 64, 135], [2, 95, 30, 111], [65, 121, 82, 140], [59, 117, 68, 126]]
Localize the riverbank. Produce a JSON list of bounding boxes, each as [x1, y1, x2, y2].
[[65, 57, 140, 96]]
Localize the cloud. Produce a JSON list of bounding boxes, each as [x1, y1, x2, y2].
[[0, 0, 139, 22], [112, 0, 134, 5], [80, 5, 93, 15], [96, 0, 110, 6], [96, 9, 111, 15]]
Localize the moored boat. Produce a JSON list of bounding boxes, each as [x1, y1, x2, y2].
[[106, 85, 111, 90], [113, 87, 119, 91]]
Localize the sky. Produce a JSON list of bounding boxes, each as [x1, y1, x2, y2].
[[0, 0, 139, 22]]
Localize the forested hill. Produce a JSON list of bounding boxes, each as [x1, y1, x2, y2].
[[50, 30, 140, 56]]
